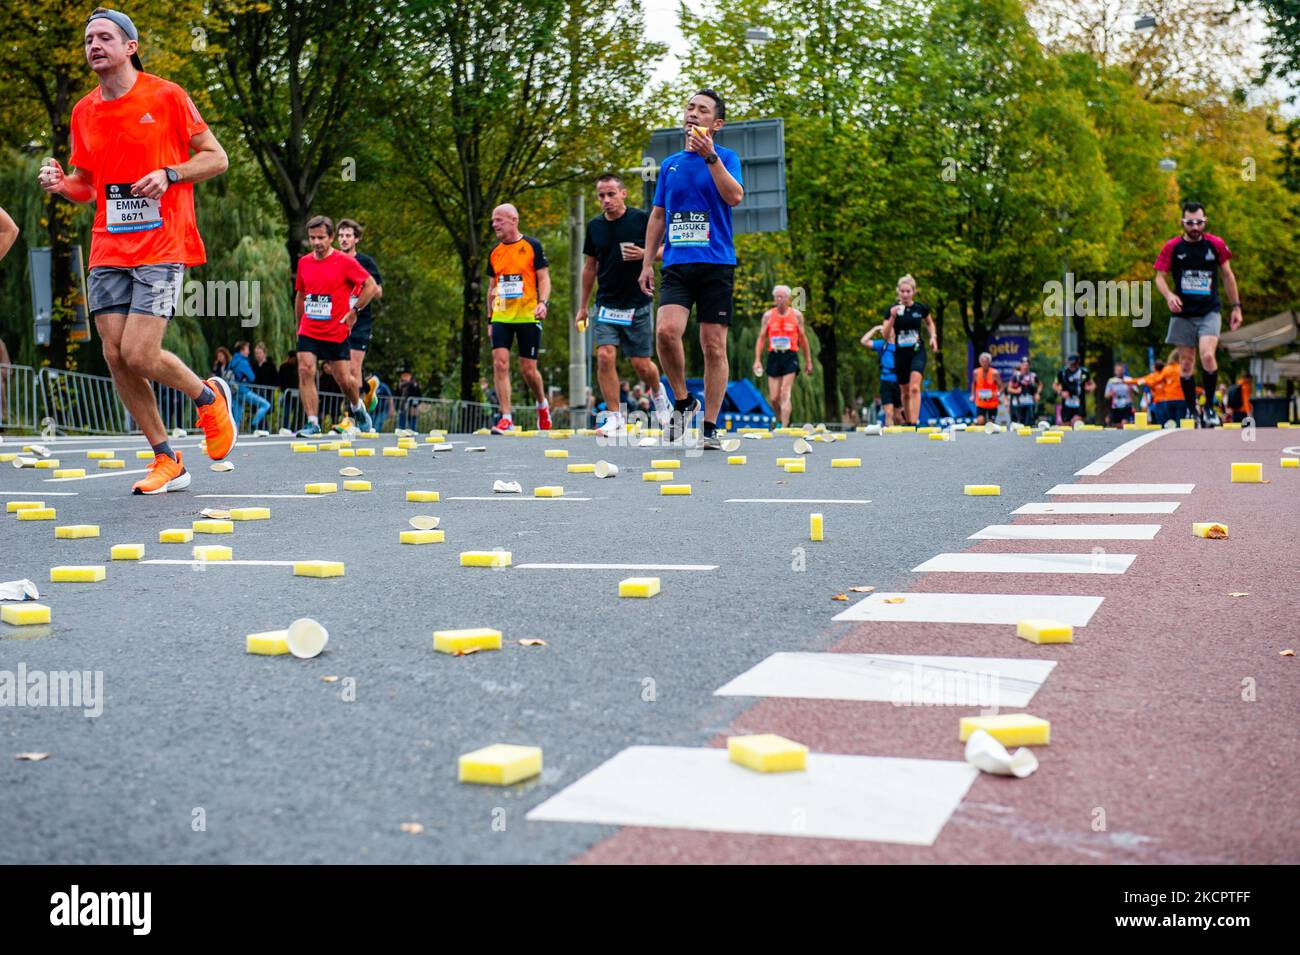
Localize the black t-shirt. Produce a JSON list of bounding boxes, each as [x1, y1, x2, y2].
[[583, 207, 653, 310], [253, 358, 278, 388], [883, 302, 931, 348], [1154, 233, 1231, 319], [349, 251, 382, 324], [1057, 366, 1091, 407]]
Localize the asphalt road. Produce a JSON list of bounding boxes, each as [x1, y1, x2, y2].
[[0, 426, 1132, 863]]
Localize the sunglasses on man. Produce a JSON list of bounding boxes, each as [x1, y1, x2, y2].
[[1182, 218, 1205, 226]]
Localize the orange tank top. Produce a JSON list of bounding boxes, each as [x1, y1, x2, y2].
[[765, 309, 800, 352], [974, 367, 999, 407]]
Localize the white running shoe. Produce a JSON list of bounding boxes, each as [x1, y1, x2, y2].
[[652, 389, 673, 427], [596, 412, 626, 438]]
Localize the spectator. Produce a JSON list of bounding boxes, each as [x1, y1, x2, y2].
[[1006, 359, 1041, 426], [252, 342, 278, 387], [395, 364, 423, 432], [1126, 355, 1183, 426], [212, 346, 232, 380], [227, 340, 270, 431], [1104, 362, 1137, 427]]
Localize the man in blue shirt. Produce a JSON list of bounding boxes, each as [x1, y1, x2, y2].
[[859, 323, 899, 426], [639, 89, 745, 449]]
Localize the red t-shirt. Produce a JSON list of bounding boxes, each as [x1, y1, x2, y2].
[[295, 250, 372, 343], [70, 72, 209, 269]]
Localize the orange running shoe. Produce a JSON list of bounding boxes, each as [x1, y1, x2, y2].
[[197, 376, 238, 460], [132, 451, 191, 495]]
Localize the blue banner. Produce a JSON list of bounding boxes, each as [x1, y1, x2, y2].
[[968, 336, 1029, 383]]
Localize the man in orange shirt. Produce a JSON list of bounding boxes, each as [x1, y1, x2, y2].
[[753, 285, 813, 427], [38, 8, 233, 494], [970, 351, 1002, 426], [1125, 355, 1184, 426]]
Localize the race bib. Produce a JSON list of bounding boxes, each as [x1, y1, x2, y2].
[[596, 305, 635, 326], [1017, 393, 1035, 406], [897, 329, 919, 347], [498, 274, 524, 299], [977, 388, 994, 402], [1064, 394, 1080, 407], [668, 211, 710, 247], [770, 335, 791, 351], [304, 294, 332, 319], [104, 183, 162, 233], [1181, 270, 1212, 295]]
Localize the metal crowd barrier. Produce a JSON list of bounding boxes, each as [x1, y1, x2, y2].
[[0, 363, 41, 432], [38, 367, 129, 434]]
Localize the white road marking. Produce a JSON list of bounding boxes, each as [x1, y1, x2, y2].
[[194, 494, 317, 499], [0, 491, 79, 497], [833, 592, 1104, 626], [446, 496, 594, 502], [915, 552, 1135, 574], [970, 524, 1161, 541], [1046, 483, 1194, 495], [526, 746, 979, 846], [1013, 501, 1180, 515], [140, 559, 299, 567], [1074, 427, 1173, 476], [714, 652, 1056, 707], [514, 563, 717, 571], [724, 498, 871, 504], [45, 469, 147, 482]]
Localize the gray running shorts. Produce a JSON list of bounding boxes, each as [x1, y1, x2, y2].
[[593, 303, 654, 358], [88, 263, 185, 320], [1165, 310, 1221, 347]]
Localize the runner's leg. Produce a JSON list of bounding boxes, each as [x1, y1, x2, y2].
[[492, 346, 513, 417], [699, 322, 729, 425], [118, 313, 206, 402], [298, 351, 320, 419], [519, 357, 545, 404], [1198, 334, 1220, 420], [97, 312, 167, 446], [776, 373, 794, 427], [655, 304, 690, 401]]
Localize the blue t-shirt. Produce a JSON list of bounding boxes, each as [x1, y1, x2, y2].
[[870, 339, 896, 383], [653, 146, 743, 266]]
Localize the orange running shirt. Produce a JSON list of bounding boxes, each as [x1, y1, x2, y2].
[[764, 308, 802, 352], [1136, 364, 1182, 404], [488, 236, 548, 323], [70, 72, 208, 269], [973, 367, 1000, 409]]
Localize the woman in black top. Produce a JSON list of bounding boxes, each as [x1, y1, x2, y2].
[[880, 274, 937, 426]]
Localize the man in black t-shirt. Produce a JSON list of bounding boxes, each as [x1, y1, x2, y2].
[[1054, 354, 1094, 425], [338, 218, 384, 412], [577, 173, 671, 438]]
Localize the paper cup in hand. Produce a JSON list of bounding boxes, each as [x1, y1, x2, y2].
[[793, 438, 813, 455], [286, 618, 329, 659], [593, 460, 619, 479]]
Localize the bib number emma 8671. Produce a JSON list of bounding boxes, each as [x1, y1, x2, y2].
[[105, 183, 162, 233]]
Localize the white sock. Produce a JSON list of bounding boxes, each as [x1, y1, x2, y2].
[[500, 413, 513, 423], [537, 398, 548, 410], [308, 415, 319, 425], [351, 401, 364, 412]]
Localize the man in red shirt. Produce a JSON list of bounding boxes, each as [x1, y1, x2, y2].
[[294, 215, 378, 435], [38, 7, 234, 494]]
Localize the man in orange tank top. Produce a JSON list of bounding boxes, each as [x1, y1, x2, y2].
[[752, 285, 812, 427], [38, 8, 233, 495], [970, 351, 1002, 426]]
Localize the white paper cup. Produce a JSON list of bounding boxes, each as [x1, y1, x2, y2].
[[720, 438, 741, 452], [287, 618, 329, 659], [409, 515, 440, 530], [593, 460, 619, 478], [793, 438, 813, 455]]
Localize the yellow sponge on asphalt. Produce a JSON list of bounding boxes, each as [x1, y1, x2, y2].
[[97, 459, 125, 469], [193, 544, 232, 561], [111, 543, 144, 560], [619, 577, 661, 598], [136, 450, 155, 459], [318, 442, 339, 452], [230, 507, 270, 521], [783, 461, 806, 473], [291, 443, 317, 453], [338, 448, 356, 457], [1230, 462, 1262, 483], [1192, 522, 1228, 539], [245, 630, 290, 655], [810, 513, 824, 541], [305, 482, 337, 494], [192, 519, 234, 534], [1017, 619, 1074, 644], [650, 459, 681, 469], [959, 713, 1050, 746], [86, 450, 112, 459], [831, 458, 861, 468], [6, 501, 43, 513], [383, 447, 408, 457], [660, 484, 692, 495], [728, 734, 808, 773], [566, 463, 595, 473], [1036, 436, 1061, 445], [727, 455, 747, 465], [434, 628, 503, 654], [2, 603, 51, 626], [544, 449, 569, 458], [159, 528, 193, 543], [343, 480, 372, 492], [34, 460, 61, 469], [355, 448, 375, 457], [775, 457, 801, 466], [534, 485, 564, 497], [55, 524, 100, 539], [407, 490, 440, 502], [964, 485, 1001, 496], [642, 471, 673, 481], [52, 469, 85, 479], [50, 565, 106, 583], [293, 560, 345, 578], [458, 743, 541, 785], [18, 508, 57, 521], [400, 529, 445, 544], [1281, 458, 1298, 468], [460, 551, 511, 567]]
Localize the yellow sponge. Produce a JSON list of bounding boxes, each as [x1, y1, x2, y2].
[[964, 485, 1001, 496], [293, 560, 344, 578], [434, 627, 503, 653], [1016, 619, 1074, 644], [407, 490, 440, 503], [728, 734, 808, 773], [642, 471, 673, 481], [0, 453, 16, 462], [1036, 436, 1061, 445], [1133, 412, 1148, 428], [959, 714, 1050, 746], [1230, 462, 1262, 483], [159, 528, 193, 543], [1281, 458, 1298, 469], [1192, 522, 1229, 539], [660, 484, 692, 495], [193, 544, 232, 561], [193, 519, 234, 534], [86, 450, 113, 459], [136, 449, 155, 460], [338, 448, 356, 457], [810, 513, 823, 541], [6, 501, 43, 513], [397, 439, 418, 449], [291, 443, 318, 453], [55, 524, 100, 539], [460, 551, 511, 568], [343, 480, 372, 492], [2, 603, 51, 626], [355, 448, 376, 457], [52, 468, 85, 479], [544, 449, 569, 458], [400, 529, 445, 544], [18, 508, 56, 521], [619, 577, 661, 598], [1180, 418, 1196, 429], [784, 461, 806, 473], [230, 507, 271, 521], [458, 743, 542, 785], [111, 543, 144, 560], [566, 463, 595, 473], [305, 482, 337, 494], [50, 565, 106, 583], [534, 485, 564, 497], [928, 432, 948, 441], [917, 426, 940, 434], [775, 457, 801, 466], [650, 459, 681, 469], [97, 459, 125, 469], [245, 630, 290, 655], [318, 442, 339, 452], [727, 455, 747, 465], [831, 458, 861, 468], [383, 447, 408, 457], [34, 459, 61, 469]]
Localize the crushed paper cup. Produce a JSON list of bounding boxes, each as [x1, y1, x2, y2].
[[395, 428, 415, 438], [743, 433, 765, 440], [593, 460, 619, 479], [793, 438, 813, 455], [720, 438, 741, 452], [465, 446, 487, 452], [802, 423, 816, 435], [0, 579, 41, 602], [964, 729, 1039, 778], [408, 516, 440, 530], [253, 429, 270, 437], [492, 480, 522, 494], [210, 461, 235, 472], [278, 428, 295, 437], [339, 466, 364, 477], [432, 443, 454, 452], [862, 424, 883, 435], [171, 428, 187, 439], [286, 617, 329, 659], [13, 457, 38, 468], [28, 444, 52, 458], [200, 508, 231, 519]]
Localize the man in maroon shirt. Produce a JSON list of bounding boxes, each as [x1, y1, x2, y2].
[[294, 215, 378, 435]]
